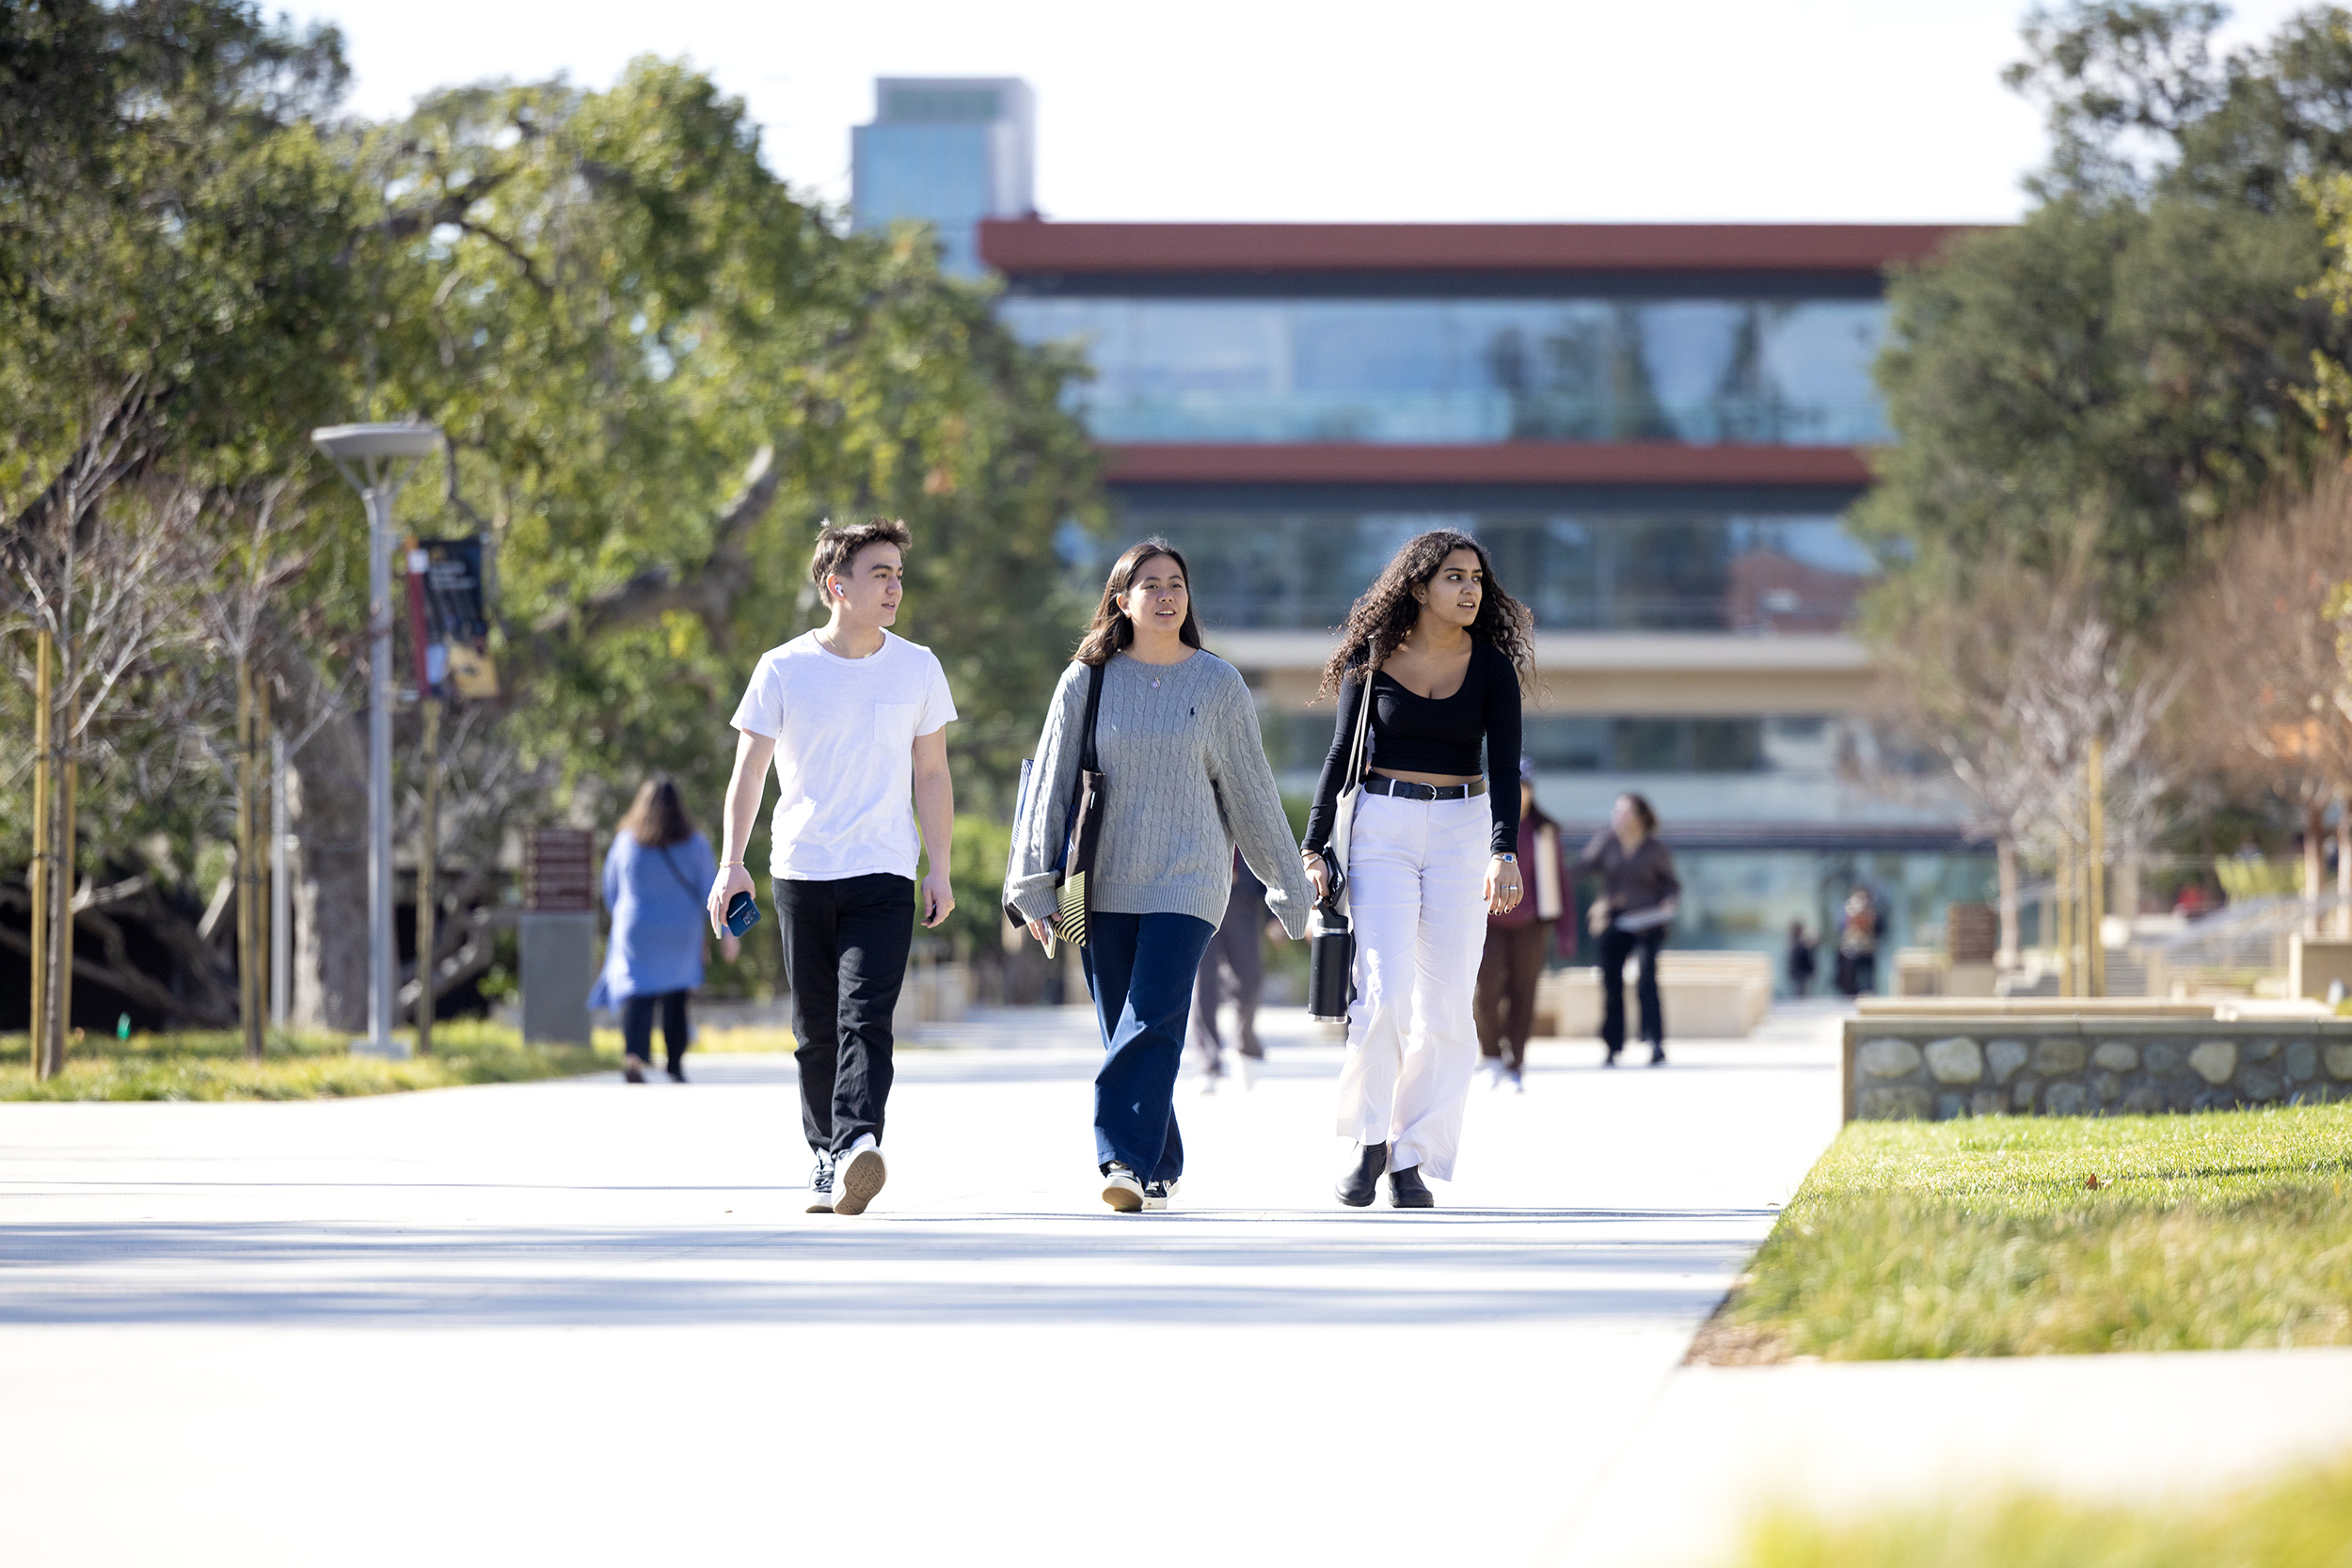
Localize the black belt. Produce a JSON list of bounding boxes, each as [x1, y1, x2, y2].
[[1363, 777, 1486, 801]]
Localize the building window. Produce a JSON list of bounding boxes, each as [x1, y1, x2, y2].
[[1002, 296, 1888, 445], [1272, 713, 1839, 777], [1134, 508, 1873, 634]]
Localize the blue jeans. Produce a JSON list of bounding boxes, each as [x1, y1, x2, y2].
[[1083, 911, 1217, 1183]]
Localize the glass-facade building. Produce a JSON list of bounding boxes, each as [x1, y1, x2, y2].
[[845, 88, 1985, 988], [850, 80, 1035, 277], [981, 222, 1990, 986], [997, 296, 1888, 445]]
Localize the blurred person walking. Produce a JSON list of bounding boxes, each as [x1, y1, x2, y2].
[[1786, 919, 1818, 998], [1475, 757, 1569, 1093], [708, 519, 958, 1216], [1190, 850, 1271, 1092], [594, 777, 736, 1084], [1575, 794, 1679, 1068], [1303, 531, 1532, 1209], [1007, 540, 1310, 1213], [1835, 887, 1881, 997]]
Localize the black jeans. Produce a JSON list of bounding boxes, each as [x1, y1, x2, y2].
[[1598, 925, 1666, 1052], [774, 874, 914, 1156], [1188, 885, 1266, 1073], [1475, 921, 1551, 1071], [621, 990, 690, 1071]]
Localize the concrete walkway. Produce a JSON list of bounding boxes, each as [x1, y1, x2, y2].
[[0, 1005, 1843, 1567]]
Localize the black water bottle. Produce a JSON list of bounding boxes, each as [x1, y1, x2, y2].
[[1308, 896, 1355, 1023]]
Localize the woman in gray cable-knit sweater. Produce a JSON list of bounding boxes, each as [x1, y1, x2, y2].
[[1006, 539, 1311, 1212]]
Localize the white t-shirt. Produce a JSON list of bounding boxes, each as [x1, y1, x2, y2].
[[729, 630, 958, 881]]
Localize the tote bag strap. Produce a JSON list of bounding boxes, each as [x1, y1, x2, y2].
[[1079, 658, 1105, 774], [1345, 657, 1377, 784], [1056, 660, 1108, 870]]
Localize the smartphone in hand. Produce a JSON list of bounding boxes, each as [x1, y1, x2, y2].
[[724, 891, 761, 937]]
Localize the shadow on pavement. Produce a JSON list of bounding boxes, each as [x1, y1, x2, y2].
[[0, 1208, 1771, 1328]]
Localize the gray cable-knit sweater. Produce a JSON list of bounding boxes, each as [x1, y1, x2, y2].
[[1006, 651, 1311, 938]]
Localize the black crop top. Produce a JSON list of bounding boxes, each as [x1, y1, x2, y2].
[[1303, 638, 1522, 857]]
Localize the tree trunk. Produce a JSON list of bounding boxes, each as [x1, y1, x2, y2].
[[2337, 793, 2349, 938], [2308, 800, 2328, 935], [1996, 837, 2020, 971], [286, 714, 372, 1033]]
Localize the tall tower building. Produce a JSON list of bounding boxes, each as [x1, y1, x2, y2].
[[850, 78, 1034, 276]]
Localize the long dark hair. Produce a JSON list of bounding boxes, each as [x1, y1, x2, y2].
[[1316, 530, 1534, 699], [1073, 538, 1202, 668], [1618, 792, 1659, 835], [619, 776, 694, 848]]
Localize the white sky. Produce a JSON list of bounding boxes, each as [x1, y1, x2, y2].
[[291, 0, 2316, 223]]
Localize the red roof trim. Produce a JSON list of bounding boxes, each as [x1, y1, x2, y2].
[[1101, 443, 1877, 487], [980, 220, 1975, 276]]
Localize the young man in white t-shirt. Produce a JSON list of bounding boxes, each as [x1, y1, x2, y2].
[[709, 518, 957, 1215]]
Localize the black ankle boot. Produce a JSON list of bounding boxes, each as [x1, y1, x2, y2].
[[1389, 1163, 1435, 1208], [1647, 1042, 1666, 1067], [1337, 1142, 1387, 1208]]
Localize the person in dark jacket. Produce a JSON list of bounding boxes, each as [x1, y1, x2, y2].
[[593, 777, 736, 1084], [1573, 792, 1678, 1067], [1786, 919, 1818, 998], [1476, 757, 1570, 1092], [1835, 887, 1881, 997]]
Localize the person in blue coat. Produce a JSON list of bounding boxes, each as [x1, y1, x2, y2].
[[592, 777, 737, 1083]]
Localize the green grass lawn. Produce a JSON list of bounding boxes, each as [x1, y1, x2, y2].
[[1731, 1457, 2352, 1568], [1696, 1102, 2352, 1361], [0, 1019, 612, 1101]]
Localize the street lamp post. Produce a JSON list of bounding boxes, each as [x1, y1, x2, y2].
[[310, 423, 441, 1055]]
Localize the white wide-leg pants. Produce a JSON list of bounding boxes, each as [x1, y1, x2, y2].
[[1333, 790, 1492, 1180]]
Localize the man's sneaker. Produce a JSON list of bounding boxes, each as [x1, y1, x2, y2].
[[1141, 1178, 1180, 1212], [1101, 1163, 1145, 1212], [805, 1153, 835, 1214], [1507, 1068, 1525, 1094], [833, 1147, 887, 1216]]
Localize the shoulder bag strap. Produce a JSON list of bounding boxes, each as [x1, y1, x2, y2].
[[1345, 658, 1376, 784], [1055, 661, 1107, 872], [655, 842, 705, 902], [1079, 658, 1105, 774]]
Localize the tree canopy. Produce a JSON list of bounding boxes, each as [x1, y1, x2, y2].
[[1856, 1, 2352, 630], [3, 2, 1103, 1030]]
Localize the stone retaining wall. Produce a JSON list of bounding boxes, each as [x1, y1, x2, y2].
[[1842, 1017, 2352, 1120]]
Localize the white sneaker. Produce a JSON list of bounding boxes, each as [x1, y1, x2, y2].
[[805, 1153, 835, 1213], [1508, 1068, 1526, 1095], [1100, 1163, 1145, 1212], [1237, 1055, 1261, 1090], [833, 1146, 887, 1215], [1141, 1178, 1180, 1212]]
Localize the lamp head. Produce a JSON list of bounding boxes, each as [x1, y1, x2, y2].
[[310, 423, 441, 462], [312, 422, 443, 502]]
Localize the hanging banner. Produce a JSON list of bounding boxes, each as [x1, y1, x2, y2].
[[406, 536, 500, 700]]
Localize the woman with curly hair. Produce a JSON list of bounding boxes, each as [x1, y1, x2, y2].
[[1302, 530, 1533, 1208]]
